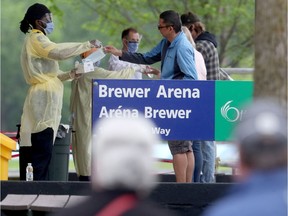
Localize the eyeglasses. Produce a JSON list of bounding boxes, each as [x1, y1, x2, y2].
[[157, 25, 173, 30]]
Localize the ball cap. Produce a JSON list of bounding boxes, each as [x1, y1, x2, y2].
[[234, 98, 287, 145], [181, 12, 200, 25]]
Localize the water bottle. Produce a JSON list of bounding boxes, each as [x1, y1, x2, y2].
[[26, 163, 33, 181]]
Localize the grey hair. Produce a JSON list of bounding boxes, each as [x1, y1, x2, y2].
[[235, 98, 287, 170], [91, 115, 160, 197]]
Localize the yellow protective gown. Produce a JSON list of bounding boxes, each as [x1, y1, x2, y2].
[[20, 29, 93, 147], [70, 67, 135, 177]]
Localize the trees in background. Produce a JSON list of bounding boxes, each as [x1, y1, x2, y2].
[[52, 0, 254, 66], [1, 0, 254, 130], [254, 0, 287, 107]]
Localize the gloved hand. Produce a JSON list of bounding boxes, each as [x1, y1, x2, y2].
[[74, 61, 85, 74], [69, 68, 82, 79], [89, 39, 102, 48]]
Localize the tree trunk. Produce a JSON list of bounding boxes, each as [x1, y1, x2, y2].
[[254, 0, 287, 108]]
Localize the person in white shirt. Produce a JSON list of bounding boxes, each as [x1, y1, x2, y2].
[[108, 27, 159, 79], [182, 26, 207, 80]]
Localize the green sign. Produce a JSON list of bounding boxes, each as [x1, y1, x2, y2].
[[215, 81, 254, 140]]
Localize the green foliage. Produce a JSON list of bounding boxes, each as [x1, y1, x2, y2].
[[1, 1, 35, 131], [68, 0, 254, 67], [1, 0, 254, 131]]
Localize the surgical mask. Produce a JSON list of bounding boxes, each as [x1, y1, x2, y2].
[[128, 42, 139, 53], [40, 21, 54, 34]]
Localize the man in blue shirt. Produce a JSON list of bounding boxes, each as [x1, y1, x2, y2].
[[202, 99, 287, 216], [105, 10, 198, 81], [105, 10, 197, 182]]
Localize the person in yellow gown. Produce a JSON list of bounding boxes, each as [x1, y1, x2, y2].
[[19, 3, 101, 180], [70, 50, 135, 181]]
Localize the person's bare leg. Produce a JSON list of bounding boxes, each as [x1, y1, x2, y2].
[[186, 151, 194, 182], [173, 153, 187, 182]]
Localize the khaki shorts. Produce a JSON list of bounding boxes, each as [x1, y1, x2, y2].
[[168, 140, 193, 155]]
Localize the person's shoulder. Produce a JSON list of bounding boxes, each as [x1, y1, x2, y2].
[[29, 29, 49, 43], [178, 34, 194, 50], [29, 29, 44, 37], [196, 40, 217, 54], [177, 32, 189, 43], [196, 40, 213, 47], [196, 32, 218, 46], [30, 29, 43, 34]]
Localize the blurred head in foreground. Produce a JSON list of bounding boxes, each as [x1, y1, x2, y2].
[[91, 115, 160, 196], [234, 98, 287, 177]]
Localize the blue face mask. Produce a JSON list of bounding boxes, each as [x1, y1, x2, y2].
[[40, 21, 54, 34], [128, 42, 139, 53]]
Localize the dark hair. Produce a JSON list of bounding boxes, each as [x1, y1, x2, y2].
[[240, 136, 287, 170], [121, 27, 138, 39], [20, 3, 50, 34], [180, 12, 200, 25], [159, 10, 182, 33]]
